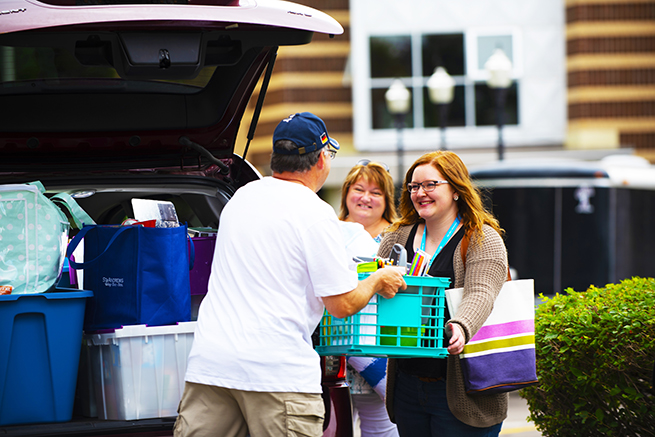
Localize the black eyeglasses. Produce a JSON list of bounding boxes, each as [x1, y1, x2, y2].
[[356, 159, 390, 173], [407, 180, 449, 193]]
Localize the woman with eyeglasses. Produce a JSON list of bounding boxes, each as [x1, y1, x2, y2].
[[338, 160, 400, 437], [378, 151, 508, 436]]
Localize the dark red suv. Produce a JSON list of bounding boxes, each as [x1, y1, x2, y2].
[[0, 1, 352, 436]]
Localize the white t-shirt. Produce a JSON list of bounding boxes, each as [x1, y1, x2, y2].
[[339, 221, 379, 261], [185, 177, 359, 393]]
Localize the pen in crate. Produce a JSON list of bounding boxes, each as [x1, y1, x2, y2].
[[353, 244, 430, 277]]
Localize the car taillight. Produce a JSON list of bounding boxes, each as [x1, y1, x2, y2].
[[322, 355, 347, 381]]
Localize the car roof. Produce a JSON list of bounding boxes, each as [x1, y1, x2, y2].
[[470, 155, 655, 190], [0, 0, 343, 173]]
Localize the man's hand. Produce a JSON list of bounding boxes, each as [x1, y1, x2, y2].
[[370, 267, 407, 299], [323, 267, 406, 319]]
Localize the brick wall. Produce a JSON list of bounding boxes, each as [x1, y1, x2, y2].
[[566, 0, 655, 157], [242, 0, 352, 169]]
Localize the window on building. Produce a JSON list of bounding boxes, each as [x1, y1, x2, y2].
[[370, 35, 412, 79], [369, 32, 519, 130]]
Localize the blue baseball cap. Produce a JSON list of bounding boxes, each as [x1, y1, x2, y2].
[[272, 112, 340, 155]]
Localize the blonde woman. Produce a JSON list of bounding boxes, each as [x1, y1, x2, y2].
[[339, 160, 399, 437]]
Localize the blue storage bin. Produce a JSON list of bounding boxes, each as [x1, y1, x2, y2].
[[316, 275, 451, 358], [0, 288, 92, 426]]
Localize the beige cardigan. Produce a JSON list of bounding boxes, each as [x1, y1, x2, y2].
[[378, 224, 509, 428]]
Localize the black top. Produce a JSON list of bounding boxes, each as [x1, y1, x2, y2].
[[397, 222, 465, 379]]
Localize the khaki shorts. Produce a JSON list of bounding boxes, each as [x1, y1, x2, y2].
[[174, 381, 325, 437]]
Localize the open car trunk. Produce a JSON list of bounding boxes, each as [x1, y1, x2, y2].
[[0, 1, 346, 436]]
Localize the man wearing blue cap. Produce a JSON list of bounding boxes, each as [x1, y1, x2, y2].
[[176, 112, 406, 437]]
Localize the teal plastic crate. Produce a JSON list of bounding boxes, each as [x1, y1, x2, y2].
[[316, 275, 451, 358]]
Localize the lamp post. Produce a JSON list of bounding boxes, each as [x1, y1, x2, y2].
[[385, 79, 411, 189], [484, 48, 512, 161], [427, 67, 455, 150]]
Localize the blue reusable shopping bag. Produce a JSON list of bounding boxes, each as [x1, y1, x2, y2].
[[67, 224, 193, 331]]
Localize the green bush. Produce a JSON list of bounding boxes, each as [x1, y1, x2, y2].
[[521, 277, 655, 436]]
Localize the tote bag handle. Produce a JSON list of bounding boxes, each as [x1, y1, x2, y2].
[[50, 192, 96, 230], [67, 226, 131, 269], [26, 181, 96, 230], [67, 225, 195, 270]]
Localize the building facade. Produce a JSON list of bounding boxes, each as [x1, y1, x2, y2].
[[240, 0, 655, 184], [239, 0, 352, 170], [566, 0, 655, 160]]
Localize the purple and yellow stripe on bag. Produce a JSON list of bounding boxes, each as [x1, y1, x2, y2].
[[461, 319, 535, 358]]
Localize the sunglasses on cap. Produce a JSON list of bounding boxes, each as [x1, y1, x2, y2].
[[356, 159, 390, 173]]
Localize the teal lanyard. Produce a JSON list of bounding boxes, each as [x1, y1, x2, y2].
[[420, 216, 461, 272]]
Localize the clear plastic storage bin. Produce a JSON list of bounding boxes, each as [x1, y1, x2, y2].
[[84, 322, 196, 420]]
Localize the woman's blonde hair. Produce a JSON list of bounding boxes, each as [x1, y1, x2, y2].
[[338, 161, 397, 224], [388, 151, 503, 241]]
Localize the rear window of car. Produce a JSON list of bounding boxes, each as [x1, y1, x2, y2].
[[0, 43, 216, 95], [0, 27, 228, 94]]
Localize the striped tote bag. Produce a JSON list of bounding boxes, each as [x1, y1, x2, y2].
[[445, 279, 538, 394]]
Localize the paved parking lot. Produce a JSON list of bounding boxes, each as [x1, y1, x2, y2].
[[500, 392, 541, 436], [353, 391, 542, 436]]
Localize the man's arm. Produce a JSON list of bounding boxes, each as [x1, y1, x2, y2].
[[322, 268, 406, 319]]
